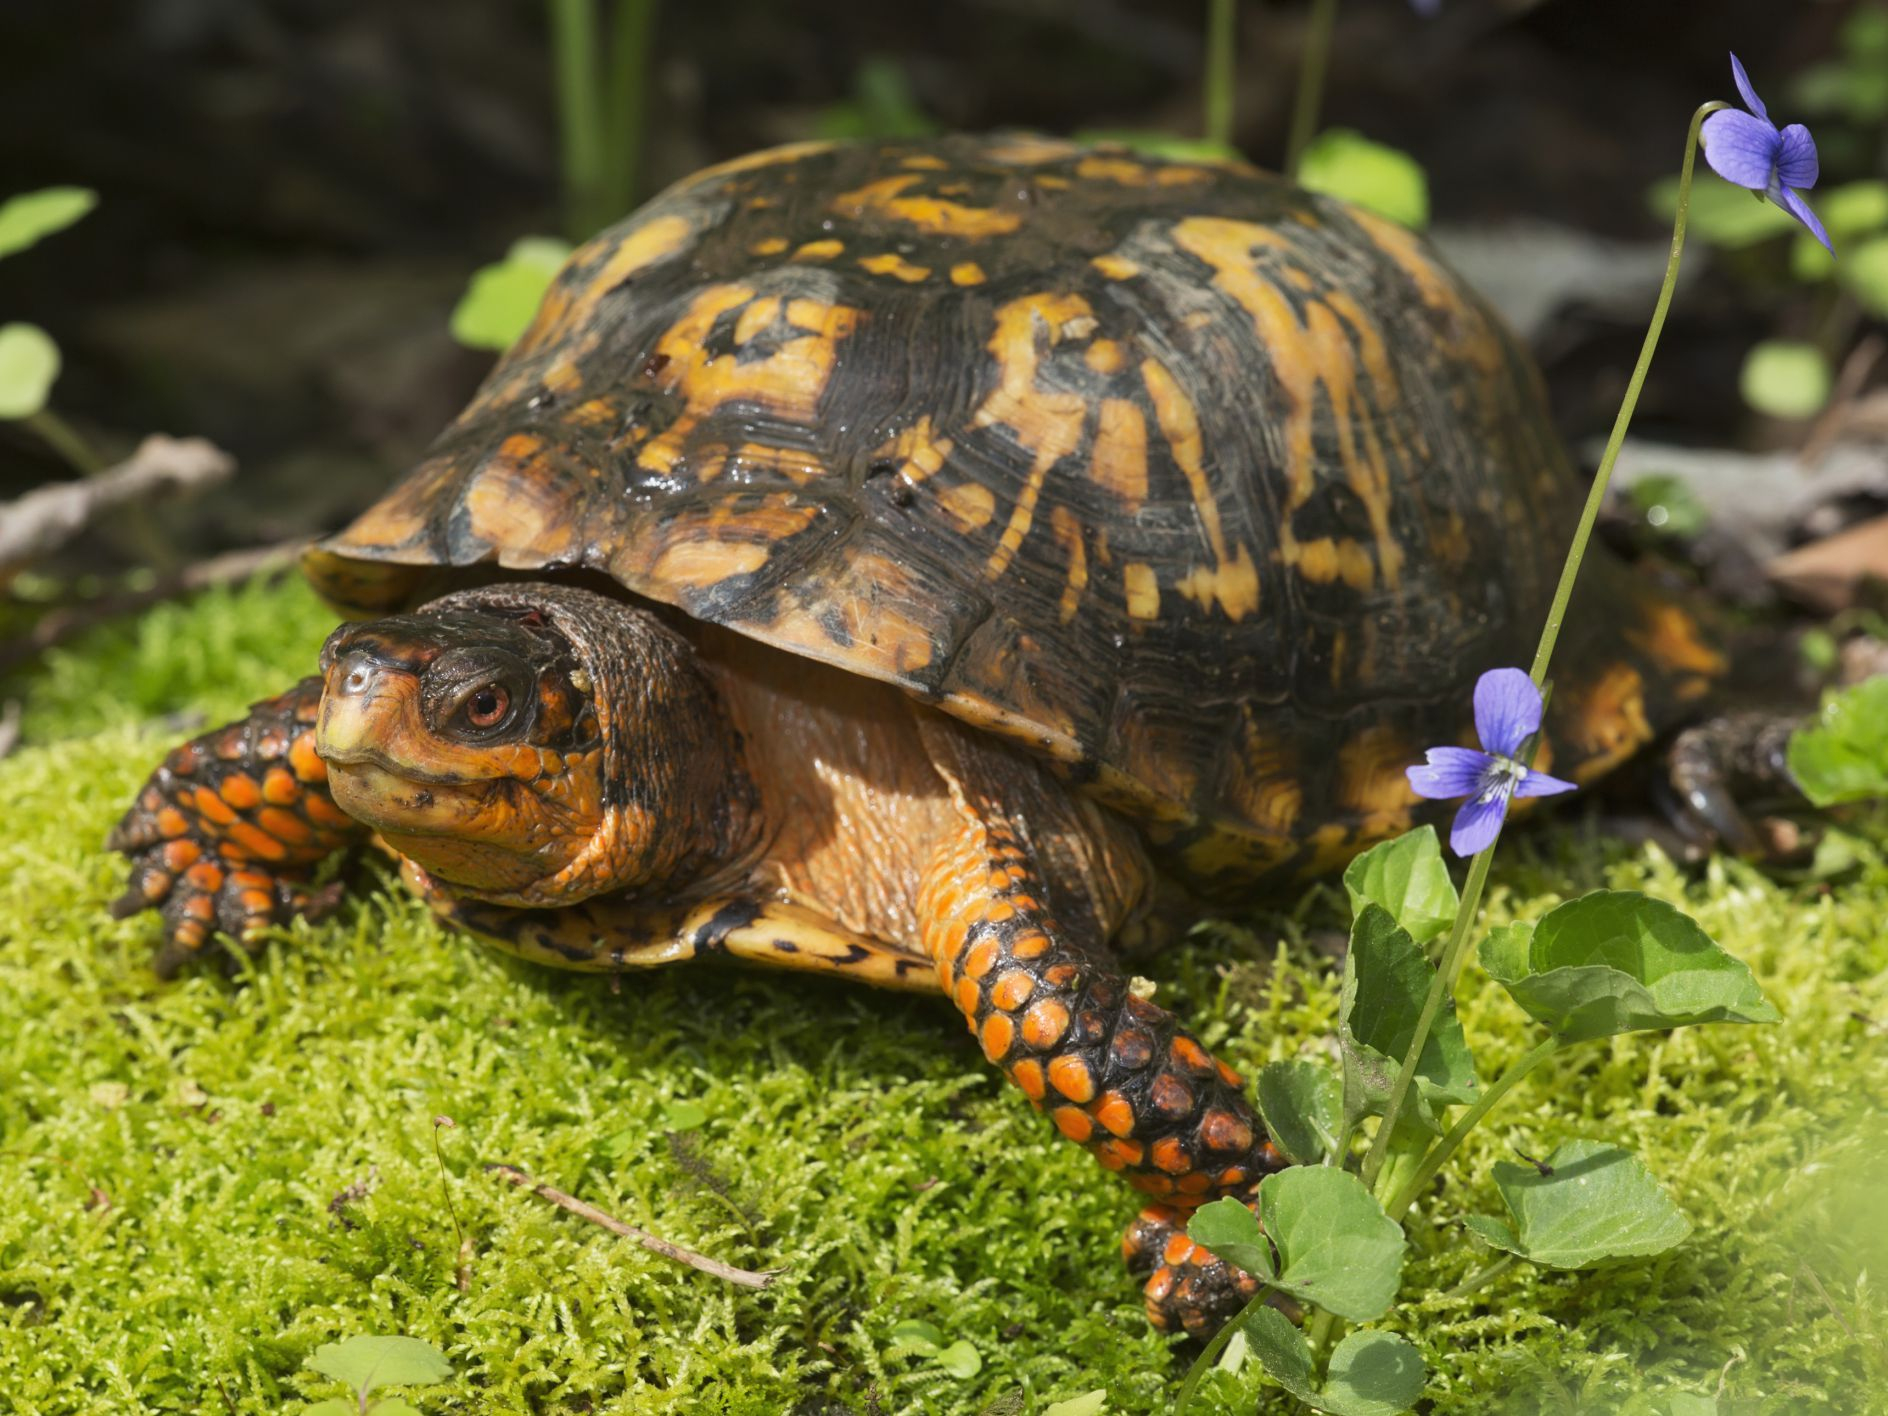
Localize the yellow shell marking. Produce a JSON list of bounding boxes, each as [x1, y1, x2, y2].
[[858, 252, 932, 282], [1140, 356, 1260, 620], [832, 174, 1023, 238], [973, 293, 1095, 580], [1090, 398, 1148, 505], [517, 214, 694, 355]]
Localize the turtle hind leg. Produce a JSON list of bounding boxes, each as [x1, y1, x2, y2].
[[108, 676, 366, 976], [1660, 709, 1803, 856]]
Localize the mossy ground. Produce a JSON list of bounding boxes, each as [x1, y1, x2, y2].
[[1, 577, 1884, 1415]]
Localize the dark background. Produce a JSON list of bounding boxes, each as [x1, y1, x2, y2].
[[0, 0, 1865, 556]]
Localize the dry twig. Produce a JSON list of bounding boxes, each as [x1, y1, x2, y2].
[[0, 434, 235, 578], [486, 1162, 780, 1289], [0, 537, 306, 673]]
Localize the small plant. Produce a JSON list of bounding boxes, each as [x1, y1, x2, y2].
[[450, 236, 574, 354], [302, 1335, 453, 1415], [547, 0, 659, 241], [0, 186, 101, 471], [1174, 68, 1811, 1415]]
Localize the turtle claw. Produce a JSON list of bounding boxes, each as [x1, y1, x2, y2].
[[1122, 1198, 1266, 1339], [1661, 710, 1802, 857]]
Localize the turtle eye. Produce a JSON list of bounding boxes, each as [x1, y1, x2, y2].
[[464, 684, 511, 729]]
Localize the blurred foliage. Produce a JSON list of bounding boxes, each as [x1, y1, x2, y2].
[[1296, 129, 1429, 229], [814, 57, 937, 141], [449, 236, 573, 353]]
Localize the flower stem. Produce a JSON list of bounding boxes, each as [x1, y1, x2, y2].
[[1284, 0, 1337, 176], [1442, 1252, 1518, 1299], [1204, 0, 1237, 149], [25, 409, 103, 475], [550, 0, 605, 240], [1524, 101, 1724, 689], [1174, 1288, 1268, 1414], [1385, 1038, 1561, 1222], [1357, 104, 1722, 1195]]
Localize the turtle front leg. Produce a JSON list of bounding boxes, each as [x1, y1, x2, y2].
[[109, 677, 366, 975], [913, 764, 1283, 1335]]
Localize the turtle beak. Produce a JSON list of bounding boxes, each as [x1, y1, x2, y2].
[[316, 642, 424, 768]]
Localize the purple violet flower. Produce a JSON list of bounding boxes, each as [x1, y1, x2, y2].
[[1407, 668, 1576, 857], [1700, 53, 1831, 253]]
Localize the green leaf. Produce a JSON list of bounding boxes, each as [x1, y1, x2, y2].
[[1320, 1330, 1426, 1415], [0, 322, 60, 420], [449, 236, 573, 352], [1071, 130, 1244, 163], [1787, 678, 1888, 806], [1256, 1059, 1343, 1166], [1340, 906, 1478, 1131], [1661, 1396, 1719, 1416], [368, 1403, 422, 1416], [1739, 341, 1830, 419], [1342, 828, 1458, 944], [0, 187, 96, 260], [663, 1100, 708, 1130], [1462, 1140, 1692, 1268], [1625, 475, 1710, 540], [1243, 1305, 1318, 1402], [934, 1339, 982, 1379], [1479, 890, 1780, 1042], [302, 1403, 356, 1416], [1187, 1194, 1276, 1281], [889, 1319, 944, 1354], [1841, 234, 1888, 319], [1652, 175, 1797, 248], [1243, 1309, 1424, 1415], [305, 1336, 452, 1397], [1040, 1391, 1109, 1416], [1793, 180, 1888, 280], [814, 58, 937, 141], [1257, 1166, 1405, 1322], [1298, 129, 1429, 230]]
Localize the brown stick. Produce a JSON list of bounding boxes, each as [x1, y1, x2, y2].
[[0, 537, 306, 673], [0, 434, 235, 577], [486, 1163, 780, 1289]]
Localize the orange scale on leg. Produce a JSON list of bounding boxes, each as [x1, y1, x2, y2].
[[980, 1012, 1016, 1061], [1151, 1137, 1191, 1174], [1199, 1110, 1255, 1154], [1052, 1105, 1095, 1142], [1175, 1172, 1215, 1196], [989, 969, 1035, 1012], [1216, 1060, 1245, 1088], [1093, 1138, 1143, 1170], [1011, 1058, 1047, 1101], [261, 768, 300, 805], [1162, 1232, 1194, 1266], [1021, 998, 1070, 1048], [953, 977, 982, 1018], [1047, 1055, 1097, 1103], [1092, 1090, 1135, 1137], [1170, 1037, 1213, 1074], [1010, 932, 1051, 960], [963, 937, 1000, 979], [1043, 963, 1079, 987], [218, 774, 262, 810], [1130, 1172, 1177, 1197]]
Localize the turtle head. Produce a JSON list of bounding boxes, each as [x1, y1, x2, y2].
[[315, 582, 756, 907]]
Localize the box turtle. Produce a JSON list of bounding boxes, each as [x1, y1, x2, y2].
[[109, 134, 1734, 1336]]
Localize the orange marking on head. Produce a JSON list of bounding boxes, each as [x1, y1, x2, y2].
[[1022, 998, 1071, 1049], [1053, 1105, 1095, 1142], [1093, 1091, 1136, 1138], [1012, 1058, 1047, 1101], [981, 1013, 1016, 1061], [832, 175, 1022, 237], [1048, 1055, 1097, 1104]]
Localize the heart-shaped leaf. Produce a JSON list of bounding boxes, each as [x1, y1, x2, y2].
[[1256, 1060, 1343, 1166], [1462, 1140, 1692, 1268], [1257, 1166, 1405, 1322], [889, 1318, 944, 1354], [1480, 892, 1779, 1043], [0, 322, 60, 420], [0, 187, 96, 260], [934, 1340, 982, 1378], [1343, 828, 1458, 944], [1341, 906, 1478, 1131], [1040, 1391, 1109, 1416], [450, 236, 573, 352], [305, 1336, 452, 1397], [1187, 1195, 1275, 1281], [1242, 1309, 1424, 1415], [1321, 1330, 1426, 1415], [1787, 677, 1888, 807]]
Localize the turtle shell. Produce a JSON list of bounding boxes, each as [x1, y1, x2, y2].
[[310, 135, 1724, 891]]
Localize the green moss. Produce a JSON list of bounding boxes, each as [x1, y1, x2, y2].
[[1, 579, 1883, 1414]]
